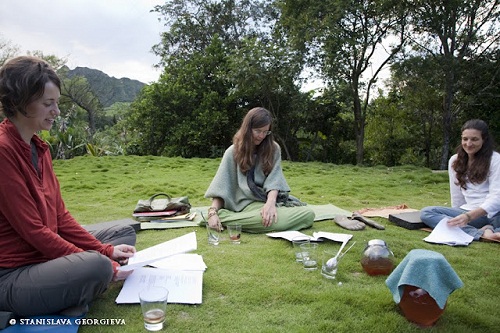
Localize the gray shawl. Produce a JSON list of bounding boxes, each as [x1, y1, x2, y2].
[[205, 144, 303, 212]]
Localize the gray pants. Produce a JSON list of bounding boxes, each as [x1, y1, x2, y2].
[[0, 224, 136, 317]]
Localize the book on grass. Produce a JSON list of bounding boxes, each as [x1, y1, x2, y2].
[[266, 230, 353, 244], [132, 210, 182, 222], [150, 212, 197, 223], [118, 231, 197, 271]]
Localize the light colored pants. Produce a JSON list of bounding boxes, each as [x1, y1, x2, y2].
[[420, 206, 500, 240], [218, 201, 315, 233], [0, 224, 136, 317]]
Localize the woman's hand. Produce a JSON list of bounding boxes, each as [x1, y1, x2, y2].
[[113, 268, 134, 281], [448, 209, 485, 227], [208, 214, 223, 231], [111, 244, 136, 265], [447, 214, 470, 227], [261, 201, 278, 227]]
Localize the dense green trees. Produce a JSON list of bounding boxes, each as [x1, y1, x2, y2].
[[126, 0, 314, 159], [279, 0, 406, 165]]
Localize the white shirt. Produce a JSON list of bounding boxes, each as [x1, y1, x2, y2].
[[449, 151, 500, 218]]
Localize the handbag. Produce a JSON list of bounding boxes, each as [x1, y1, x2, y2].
[[133, 193, 191, 215]]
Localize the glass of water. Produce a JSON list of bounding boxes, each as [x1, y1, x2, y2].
[[300, 242, 318, 271], [321, 250, 339, 279]]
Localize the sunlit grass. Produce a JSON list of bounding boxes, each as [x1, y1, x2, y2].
[[52, 156, 500, 333]]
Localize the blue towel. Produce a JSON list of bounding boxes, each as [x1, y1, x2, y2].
[[1, 315, 82, 333], [385, 249, 463, 309]]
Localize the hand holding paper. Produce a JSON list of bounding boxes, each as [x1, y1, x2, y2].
[[118, 232, 197, 271]]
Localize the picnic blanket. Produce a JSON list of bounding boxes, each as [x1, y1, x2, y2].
[[356, 204, 419, 219], [141, 204, 352, 230]]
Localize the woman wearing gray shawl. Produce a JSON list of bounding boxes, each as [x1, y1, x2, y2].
[[204, 107, 315, 233]]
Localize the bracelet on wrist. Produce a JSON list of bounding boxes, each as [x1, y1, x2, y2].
[[464, 212, 472, 222], [208, 206, 219, 219]]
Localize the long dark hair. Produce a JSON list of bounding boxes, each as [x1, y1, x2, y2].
[[233, 107, 276, 175], [0, 55, 61, 118], [453, 119, 496, 188]]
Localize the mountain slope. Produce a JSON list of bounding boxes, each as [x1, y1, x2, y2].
[[67, 67, 146, 107]]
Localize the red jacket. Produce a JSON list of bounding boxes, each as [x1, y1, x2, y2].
[[0, 118, 114, 268]]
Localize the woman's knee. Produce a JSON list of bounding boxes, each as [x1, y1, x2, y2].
[[70, 251, 113, 285]]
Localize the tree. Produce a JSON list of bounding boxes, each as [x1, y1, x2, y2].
[[0, 35, 19, 66], [60, 74, 102, 136], [404, 0, 500, 169], [279, 0, 406, 165], [127, 0, 311, 159]]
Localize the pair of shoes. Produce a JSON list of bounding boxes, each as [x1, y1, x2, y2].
[[352, 212, 385, 230], [334, 214, 365, 231]]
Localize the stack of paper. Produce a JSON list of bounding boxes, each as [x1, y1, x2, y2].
[[115, 232, 206, 304], [423, 218, 474, 246]]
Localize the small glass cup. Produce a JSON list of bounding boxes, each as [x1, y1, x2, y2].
[[227, 224, 242, 244], [206, 224, 221, 245], [300, 242, 318, 271], [292, 236, 310, 262], [321, 250, 339, 279], [139, 286, 168, 331]]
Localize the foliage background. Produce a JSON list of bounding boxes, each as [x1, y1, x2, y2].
[[2, 1, 498, 169]]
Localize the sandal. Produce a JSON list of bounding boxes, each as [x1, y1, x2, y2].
[[334, 214, 365, 231], [352, 212, 385, 230]]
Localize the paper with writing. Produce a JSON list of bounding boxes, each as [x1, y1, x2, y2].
[[423, 217, 474, 246], [115, 267, 203, 304]]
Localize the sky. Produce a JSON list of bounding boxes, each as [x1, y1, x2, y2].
[[0, 0, 165, 83]]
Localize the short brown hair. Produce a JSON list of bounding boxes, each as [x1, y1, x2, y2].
[[0, 56, 61, 118]]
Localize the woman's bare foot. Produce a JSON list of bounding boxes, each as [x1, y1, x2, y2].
[[483, 228, 500, 241]]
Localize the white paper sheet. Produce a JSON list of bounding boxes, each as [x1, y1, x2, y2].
[[423, 217, 474, 246], [118, 231, 197, 271], [115, 267, 203, 304], [266, 230, 352, 243], [150, 253, 207, 271]]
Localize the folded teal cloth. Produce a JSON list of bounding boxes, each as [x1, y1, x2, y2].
[[385, 249, 463, 309]]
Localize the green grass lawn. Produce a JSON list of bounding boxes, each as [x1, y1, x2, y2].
[[52, 155, 500, 333]]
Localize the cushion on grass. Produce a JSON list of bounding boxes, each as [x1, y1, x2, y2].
[[388, 211, 426, 230]]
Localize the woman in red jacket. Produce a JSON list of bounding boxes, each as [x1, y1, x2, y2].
[[0, 56, 136, 319]]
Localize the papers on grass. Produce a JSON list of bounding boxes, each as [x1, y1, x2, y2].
[[266, 230, 353, 244], [119, 231, 197, 271], [115, 232, 206, 304], [423, 217, 474, 246], [115, 267, 203, 304]]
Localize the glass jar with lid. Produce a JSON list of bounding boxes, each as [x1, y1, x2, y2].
[[360, 239, 395, 276]]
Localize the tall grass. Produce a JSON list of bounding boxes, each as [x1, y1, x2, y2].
[[53, 156, 499, 333]]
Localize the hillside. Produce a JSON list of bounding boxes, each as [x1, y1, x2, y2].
[[67, 67, 146, 107]]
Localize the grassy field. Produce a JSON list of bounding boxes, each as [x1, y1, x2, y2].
[[51, 155, 500, 333]]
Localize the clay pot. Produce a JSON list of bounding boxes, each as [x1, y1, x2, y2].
[[399, 285, 445, 327]]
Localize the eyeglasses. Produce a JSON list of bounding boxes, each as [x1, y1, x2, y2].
[[252, 129, 272, 136]]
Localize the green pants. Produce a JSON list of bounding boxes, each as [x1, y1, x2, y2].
[[218, 202, 315, 233]]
